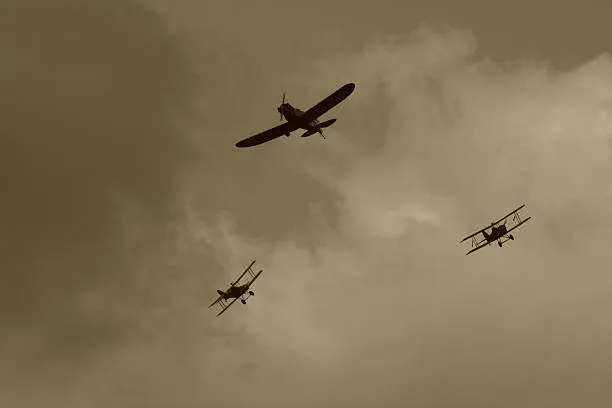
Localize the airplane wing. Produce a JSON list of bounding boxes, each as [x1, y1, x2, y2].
[[208, 294, 224, 308], [216, 297, 240, 317], [231, 260, 256, 286], [492, 204, 526, 225], [245, 269, 263, 287], [298, 83, 356, 124], [465, 240, 490, 256], [503, 216, 532, 235], [459, 226, 490, 243], [236, 122, 299, 148]]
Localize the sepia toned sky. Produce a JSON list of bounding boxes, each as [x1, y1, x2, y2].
[[2, 0, 612, 406]]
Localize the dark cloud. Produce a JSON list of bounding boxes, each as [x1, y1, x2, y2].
[[0, 0, 197, 365], [6, 1, 612, 407]]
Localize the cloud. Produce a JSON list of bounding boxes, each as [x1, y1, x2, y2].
[[0, 0, 199, 404], [176, 25, 612, 407], [5, 10, 612, 407]]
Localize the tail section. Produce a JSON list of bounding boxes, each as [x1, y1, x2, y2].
[[318, 118, 336, 128], [301, 119, 337, 138], [301, 128, 327, 139], [301, 129, 318, 138], [209, 290, 226, 308]]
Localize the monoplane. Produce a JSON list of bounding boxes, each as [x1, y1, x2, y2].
[[235, 82, 356, 148], [208, 260, 263, 317], [460, 204, 532, 256]]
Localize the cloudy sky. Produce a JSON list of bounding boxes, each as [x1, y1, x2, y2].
[[3, 0, 612, 406]]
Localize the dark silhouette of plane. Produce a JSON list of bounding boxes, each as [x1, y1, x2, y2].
[[460, 204, 532, 255], [235, 83, 355, 148], [209, 260, 263, 317]]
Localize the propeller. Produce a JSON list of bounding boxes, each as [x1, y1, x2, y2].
[[277, 93, 286, 121]]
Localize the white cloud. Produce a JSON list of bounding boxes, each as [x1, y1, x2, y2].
[[170, 25, 612, 407]]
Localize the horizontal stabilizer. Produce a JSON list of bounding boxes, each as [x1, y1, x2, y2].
[[301, 129, 318, 138], [318, 118, 336, 128]]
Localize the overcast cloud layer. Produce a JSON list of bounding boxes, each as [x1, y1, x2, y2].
[[2, 1, 612, 407]]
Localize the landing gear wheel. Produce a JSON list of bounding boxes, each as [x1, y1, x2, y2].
[[509, 235, 514, 240], [498, 241, 502, 247], [249, 291, 254, 296], [241, 299, 246, 305]]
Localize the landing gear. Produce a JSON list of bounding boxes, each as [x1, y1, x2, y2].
[[498, 241, 502, 247], [509, 234, 514, 240], [249, 291, 254, 296], [241, 299, 246, 305]]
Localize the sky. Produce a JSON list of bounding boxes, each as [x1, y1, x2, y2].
[[2, 0, 612, 406]]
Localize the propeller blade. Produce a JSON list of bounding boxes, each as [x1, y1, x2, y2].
[[278, 92, 286, 121]]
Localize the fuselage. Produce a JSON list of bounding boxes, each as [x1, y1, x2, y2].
[[278, 103, 321, 132], [222, 284, 248, 299], [484, 224, 507, 242]]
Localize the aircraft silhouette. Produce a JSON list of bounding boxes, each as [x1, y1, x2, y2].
[[235, 83, 355, 148], [208, 260, 263, 317], [460, 204, 532, 255]]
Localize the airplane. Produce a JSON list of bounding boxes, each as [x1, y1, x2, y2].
[[460, 204, 532, 256], [235, 82, 356, 148], [208, 260, 263, 317]]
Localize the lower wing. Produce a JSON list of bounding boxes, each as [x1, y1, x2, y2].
[[208, 294, 223, 308], [216, 297, 240, 317], [236, 122, 298, 148], [465, 241, 489, 256]]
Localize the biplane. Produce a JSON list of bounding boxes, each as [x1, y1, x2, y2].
[[235, 82, 356, 148], [460, 204, 532, 256], [208, 260, 263, 317]]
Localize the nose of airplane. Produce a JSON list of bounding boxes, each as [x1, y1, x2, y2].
[[277, 104, 285, 121]]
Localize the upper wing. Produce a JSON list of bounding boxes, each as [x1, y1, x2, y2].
[[298, 83, 356, 124], [460, 226, 490, 243], [492, 204, 526, 225], [216, 297, 240, 317], [236, 122, 298, 148], [231, 260, 256, 286], [503, 216, 532, 235], [245, 269, 263, 288]]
